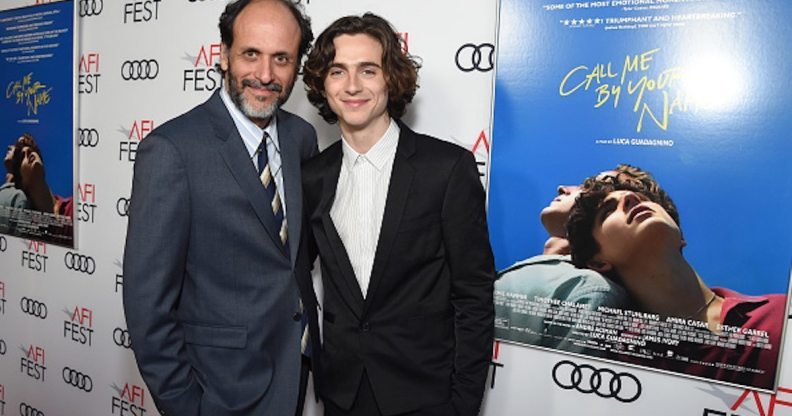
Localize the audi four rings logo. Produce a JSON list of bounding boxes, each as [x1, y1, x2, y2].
[[19, 402, 44, 416], [113, 327, 132, 348], [121, 60, 159, 81], [78, 128, 99, 147], [455, 43, 495, 72], [79, 0, 103, 17], [20, 297, 47, 319], [64, 252, 96, 275], [552, 360, 641, 403], [116, 197, 130, 217], [62, 367, 93, 392]]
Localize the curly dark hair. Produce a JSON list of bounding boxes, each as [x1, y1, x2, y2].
[[567, 165, 680, 277], [11, 133, 42, 189], [302, 13, 421, 124], [216, 0, 313, 76]]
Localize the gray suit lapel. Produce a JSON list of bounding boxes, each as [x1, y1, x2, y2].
[[208, 91, 288, 258]]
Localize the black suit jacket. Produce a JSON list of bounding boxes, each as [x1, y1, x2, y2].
[[300, 122, 495, 416]]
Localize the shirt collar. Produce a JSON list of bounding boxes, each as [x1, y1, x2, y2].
[[340, 119, 399, 171], [220, 86, 279, 158]]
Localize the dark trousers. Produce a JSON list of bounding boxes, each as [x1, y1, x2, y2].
[[324, 371, 456, 416], [296, 355, 311, 416]]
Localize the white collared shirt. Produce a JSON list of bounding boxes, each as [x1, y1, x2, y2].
[[331, 119, 400, 298], [220, 86, 286, 215]]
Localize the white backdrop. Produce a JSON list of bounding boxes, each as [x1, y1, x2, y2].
[[0, 1, 788, 415]]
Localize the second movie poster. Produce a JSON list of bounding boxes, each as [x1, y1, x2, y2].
[[488, 0, 792, 391]]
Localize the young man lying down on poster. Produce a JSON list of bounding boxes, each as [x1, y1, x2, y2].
[[1, 135, 32, 210], [5, 133, 72, 216], [495, 165, 672, 355], [566, 172, 786, 389]]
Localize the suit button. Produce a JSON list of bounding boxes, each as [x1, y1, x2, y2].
[[361, 322, 370, 332], [293, 312, 302, 321]]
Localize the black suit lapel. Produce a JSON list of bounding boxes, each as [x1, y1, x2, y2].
[[317, 144, 365, 318], [364, 124, 417, 315], [277, 111, 302, 267], [208, 91, 288, 258]]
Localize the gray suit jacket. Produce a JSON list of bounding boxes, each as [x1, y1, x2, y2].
[[123, 90, 318, 416]]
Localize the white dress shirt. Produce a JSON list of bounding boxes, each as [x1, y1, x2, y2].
[[220, 86, 286, 215], [331, 120, 400, 298]]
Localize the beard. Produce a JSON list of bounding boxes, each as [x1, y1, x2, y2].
[[225, 62, 294, 123]]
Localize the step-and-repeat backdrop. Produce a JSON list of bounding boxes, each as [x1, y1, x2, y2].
[[0, 1, 788, 415]]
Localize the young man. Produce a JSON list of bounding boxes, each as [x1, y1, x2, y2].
[[301, 13, 495, 416], [3, 134, 72, 215], [495, 182, 624, 354], [1, 135, 33, 210], [123, 1, 318, 415], [566, 172, 786, 389], [495, 165, 677, 354]]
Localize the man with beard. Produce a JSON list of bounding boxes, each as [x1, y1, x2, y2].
[[123, 1, 318, 415]]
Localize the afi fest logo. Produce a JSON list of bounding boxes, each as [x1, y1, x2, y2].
[[398, 32, 409, 54], [704, 386, 792, 416], [470, 130, 490, 179], [0, 281, 5, 315], [79, 53, 101, 94], [77, 183, 97, 223], [63, 305, 94, 346], [183, 43, 222, 92], [124, 0, 161, 23], [21, 240, 47, 272], [119, 119, 155, 162], [111, 383, 146, 415], [20, 344, 46, 382], [488, 341, 505, 389]]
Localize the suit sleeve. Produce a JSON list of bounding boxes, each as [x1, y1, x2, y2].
[[122, 133, 202, 415], [441, 150, 495, 416]]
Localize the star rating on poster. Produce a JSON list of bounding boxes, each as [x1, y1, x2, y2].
[[561, 17, 603, 28]]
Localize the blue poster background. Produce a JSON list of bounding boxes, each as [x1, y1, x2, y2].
[[489, 0, 792, 297], [1, 1, 74, 198]]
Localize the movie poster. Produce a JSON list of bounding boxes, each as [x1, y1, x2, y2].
[[488, 0, 792, 391], [0, 1, 75, 246]]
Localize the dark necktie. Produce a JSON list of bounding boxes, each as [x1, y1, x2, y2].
[[257, 132, 288, 256], [258, 133, 308, 354]]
